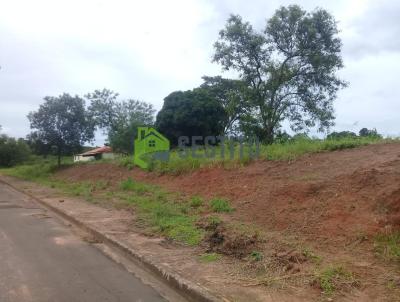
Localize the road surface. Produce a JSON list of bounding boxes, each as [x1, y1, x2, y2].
[[0, 181, 167, 302]]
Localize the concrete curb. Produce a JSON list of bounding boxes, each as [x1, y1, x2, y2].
[[0, 177, 221, 302]]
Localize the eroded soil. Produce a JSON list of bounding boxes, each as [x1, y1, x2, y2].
[[53, 142, 400, 300]]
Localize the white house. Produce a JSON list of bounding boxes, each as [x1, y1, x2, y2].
[[73, 146, 115, 162]]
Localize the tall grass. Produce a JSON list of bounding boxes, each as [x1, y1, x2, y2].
[[146, 136, 392, 174]]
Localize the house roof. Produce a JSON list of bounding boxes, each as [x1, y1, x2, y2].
[[80, 146, 113, 156]]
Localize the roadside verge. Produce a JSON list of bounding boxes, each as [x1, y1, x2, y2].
[[0, 175, 221, 302]]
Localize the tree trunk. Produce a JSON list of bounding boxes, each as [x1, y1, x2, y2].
[[57, 146, 62, 167]]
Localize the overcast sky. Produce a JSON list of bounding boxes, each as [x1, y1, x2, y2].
[[1, 0, 399, 144]]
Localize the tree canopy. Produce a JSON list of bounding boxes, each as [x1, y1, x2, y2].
[[156, 89, 226, 145], [28, 93, 95, 165], [212, 5, 347, 143], [87, 88, 155, 154]]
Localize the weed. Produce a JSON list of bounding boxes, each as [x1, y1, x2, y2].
[[302, 248, 322, 264], [199, 253, 220, 263], [250, 250, 263, 261], [315, 266, 358, 296], [374, 231, 400, 262], [120, 177, 151, 194], [209, 198, 234, 213], [190, 196, 203, 208]]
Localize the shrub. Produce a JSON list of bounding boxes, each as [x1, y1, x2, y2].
[[0, 135, 31, 167], [209, 198, 234, 213]]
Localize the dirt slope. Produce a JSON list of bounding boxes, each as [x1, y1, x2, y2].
[[56, 142, 400, 300], [58, 143, 400, 241]]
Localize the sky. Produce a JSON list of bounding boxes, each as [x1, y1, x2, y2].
[[0, 0, 399, 145]]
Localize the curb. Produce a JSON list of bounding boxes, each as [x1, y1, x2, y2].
[[0, 177, 221, 302]]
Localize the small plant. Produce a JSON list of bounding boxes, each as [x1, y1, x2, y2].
[[190, 196, 203, 208], [209, 198, 234, 213], [199, 253, 220, 263], [315, 266, 358, 296], [250, 250, 263, 261], [302, 248, 322, 264], [374, 231, 400, 262], [119, 178, 151, 194]]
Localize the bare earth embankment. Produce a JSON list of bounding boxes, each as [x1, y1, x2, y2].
[[8, 142, 400, 301]]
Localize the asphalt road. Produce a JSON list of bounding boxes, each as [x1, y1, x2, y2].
[[0, 182, 166, 302]]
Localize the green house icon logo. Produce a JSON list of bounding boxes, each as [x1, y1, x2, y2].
[[134, 127, 170, 169]]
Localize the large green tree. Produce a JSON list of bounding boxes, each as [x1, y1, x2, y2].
[[156, 89, 226, 145], [28, 94, 95, 166], [200, 76, 248, 135], [87, 89, 155, 154], [213, 5, 347, 143]]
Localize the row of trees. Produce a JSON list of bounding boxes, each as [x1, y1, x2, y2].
[[0, 125, 31, 167], [157, 5, 347, 145], [25, 5, 353, 161], [27, 90, 155, 165]]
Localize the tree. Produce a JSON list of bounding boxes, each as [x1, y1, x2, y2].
[[26, 131, 52, 157], [359, 128, 381, 138], [213, 5, 347, 143], [200, 76, 248, 135], [28, 94, 95, 166], [0, 134, 31, 167], [87, 89, 155, 154], [327, 131, 357, 139], [156, 89, 226, 145]]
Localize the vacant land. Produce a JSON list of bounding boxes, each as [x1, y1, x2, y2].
[[2, 141, 400, 301]]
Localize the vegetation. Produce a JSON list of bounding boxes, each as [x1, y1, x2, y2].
[[0, 134, 31, 167], [374, 231, 400, 262], [28, 93, 95, 166], [156, 89, 226, 146], [314, 266, 358, 296], [87, 88, 155, 154], [212, 5, 346, 143], [199, 253, 220, 263], [209, 198, 234, 213], [145, 135, 388, 174]]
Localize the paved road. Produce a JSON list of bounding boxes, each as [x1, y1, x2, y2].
[[0, 182, 166, 302]]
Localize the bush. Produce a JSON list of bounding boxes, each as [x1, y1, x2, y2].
[[0, 134, 31, 167], [209, 198, 234, 213]]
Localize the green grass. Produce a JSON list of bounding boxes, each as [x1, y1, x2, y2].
[[199, 253, 220, 263], [142, 136, 393, 174], [375, 231, 400, 262], [190, 196, 203, 208], [122, 185, 204, 245], [209, 198, 234, 213], [315, 266, 357, 296]]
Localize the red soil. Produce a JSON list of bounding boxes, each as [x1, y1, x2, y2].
[[57, 143, 400, 242]]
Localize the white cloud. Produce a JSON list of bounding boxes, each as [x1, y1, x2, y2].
[[0, 0, 399, 141]]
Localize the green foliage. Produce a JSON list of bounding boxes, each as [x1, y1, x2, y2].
[[155, 89, 226, 146], [209, 198, 234, 213], [118, 156, 135, 170], [87, 89, 155, 154], [0, 134, 31, 167], [374, 231, 400, 262], [212, 5, 347, 143], [359, 127, 382, 138], [120, 177, 151, 194], [315, 266, 356, 296], [327, 131, 357, 139], [200, 76, 248, 134], [28, 93, 94, 166], [199, 253, 220, 263], [122, 185, 204, 245], [190, 196, 203, 208], [250, 251, 264, 261]]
